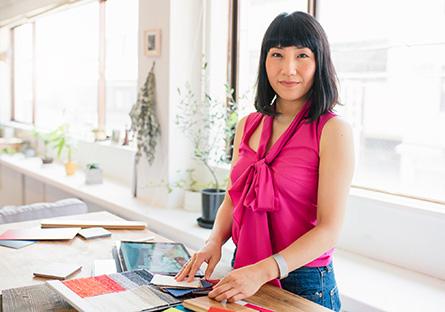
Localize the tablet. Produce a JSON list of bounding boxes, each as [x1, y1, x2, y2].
[[116, 241, 204, 277]]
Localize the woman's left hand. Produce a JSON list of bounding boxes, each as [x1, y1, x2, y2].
[[208, 264, 268, 303]]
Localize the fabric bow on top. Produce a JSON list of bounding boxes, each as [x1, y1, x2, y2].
[[230, 102, 310, 238], [231, 158, 277, 214]]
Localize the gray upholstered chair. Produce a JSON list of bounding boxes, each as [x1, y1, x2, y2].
[[0, 198, 88, 224]]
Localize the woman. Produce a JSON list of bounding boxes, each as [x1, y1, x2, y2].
[[176, 11, 354, 311]]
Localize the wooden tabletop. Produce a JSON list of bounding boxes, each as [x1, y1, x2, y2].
[[0, 211, 330, 311]]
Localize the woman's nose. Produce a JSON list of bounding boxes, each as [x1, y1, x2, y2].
[[281, 57, 297, 76]]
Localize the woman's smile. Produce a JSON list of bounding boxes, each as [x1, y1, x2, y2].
[[278, 80, 301, 88]]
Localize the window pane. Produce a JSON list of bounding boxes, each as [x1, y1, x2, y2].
[[13, 24, 33, 123], [319, 0, 445, 202], [237, 0, 308, 117], [207, 0, 230, 164], [35, 2, 98, 136], [105, 0, 138, 133], [0, 56, 9, 122]]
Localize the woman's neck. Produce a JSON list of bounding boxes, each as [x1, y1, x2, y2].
[[275, 97, 306, 119]]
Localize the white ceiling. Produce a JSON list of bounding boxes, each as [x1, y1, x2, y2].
[[0, 0, 77, 27]]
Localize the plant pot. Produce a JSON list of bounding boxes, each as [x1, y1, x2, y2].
[[199, 188, 225, 228], [41, 156, 53, 164], [85, 168, 103, 185], [65, 161, 76, 176], [183, 190, 202, 212]]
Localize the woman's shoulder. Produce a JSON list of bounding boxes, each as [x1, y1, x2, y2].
[[319, 115, 353, 152], [322, 114, 351, 132], [237, 112, 262, 131]]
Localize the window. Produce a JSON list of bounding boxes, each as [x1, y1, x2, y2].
[[105, 0, 138, 132], [35, 2, 99, 135], [318, 0, 445, 202], [237, 0, 308, 117], [12, 23, 33, 123], [206, 0, 230, 165], [441, 73, 445, 112], [10, 0, 138, 137]]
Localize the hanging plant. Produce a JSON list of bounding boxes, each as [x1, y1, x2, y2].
[[129, 62, 161, 165]]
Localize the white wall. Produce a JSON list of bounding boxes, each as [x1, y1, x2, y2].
[[168, 0, 203, 183], [0, 164, 23, 205]]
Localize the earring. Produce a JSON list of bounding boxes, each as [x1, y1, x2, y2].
[[270, 94, 277, 106]]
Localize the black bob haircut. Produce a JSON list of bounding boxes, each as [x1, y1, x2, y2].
[[254, 11, 339, 122]]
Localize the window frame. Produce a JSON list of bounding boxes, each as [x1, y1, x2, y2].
[[9, 0, 111, 133]]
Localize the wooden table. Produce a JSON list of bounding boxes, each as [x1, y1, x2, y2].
[[0, 211, 329, 312]]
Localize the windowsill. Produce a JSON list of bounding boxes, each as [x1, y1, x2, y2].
[[349, 187, 445, 216], [0, 120, 137, 153], [6, 119, 444, 216], [1, 154, 444, 311]]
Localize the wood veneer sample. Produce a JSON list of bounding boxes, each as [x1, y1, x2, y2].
[[40, 219, 146, 230]]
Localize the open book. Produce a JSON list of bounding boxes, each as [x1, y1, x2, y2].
[[47, 269, 180, 312]]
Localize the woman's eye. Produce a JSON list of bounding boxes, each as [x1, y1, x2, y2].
[[271, 52, 282, 57], [297, 53, 309, 58]]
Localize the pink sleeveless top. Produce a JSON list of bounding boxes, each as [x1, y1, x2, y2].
[[228, 102, 336, 287]]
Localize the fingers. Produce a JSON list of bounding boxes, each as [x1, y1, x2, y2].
[[175, 256, 194, 281], [208, 281, 232, 300], [204, 257, 218, 280], [227, 293, 245, 303], [214, 288, 241, 302], [187, 255, 203, 282]]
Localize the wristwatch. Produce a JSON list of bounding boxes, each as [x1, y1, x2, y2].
[[272, 253, 289, 279]]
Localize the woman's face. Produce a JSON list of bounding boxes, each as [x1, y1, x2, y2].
[[265, 46, 316, 103]]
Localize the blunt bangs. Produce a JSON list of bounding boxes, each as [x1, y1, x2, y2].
[[262, 13, 319, 57]]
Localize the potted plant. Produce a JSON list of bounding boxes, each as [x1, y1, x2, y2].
[[176, 63, 238, 228], [173, 169, 205, 212], [33, 129, 54, 164], [85, 163, 103, 185], [50, 125, 76, 176]]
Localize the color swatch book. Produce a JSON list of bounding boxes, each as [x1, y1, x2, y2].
[[47, 269, 180, 312]]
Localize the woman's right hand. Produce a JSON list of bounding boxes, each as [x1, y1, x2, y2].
[[175, 240, 222, 282]]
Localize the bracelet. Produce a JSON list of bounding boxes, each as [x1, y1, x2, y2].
[[272, 253, 289, 279]]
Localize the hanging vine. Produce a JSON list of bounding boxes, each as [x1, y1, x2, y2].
[[129, 62, 161, 165]]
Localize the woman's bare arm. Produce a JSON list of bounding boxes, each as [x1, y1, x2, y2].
[[175, 116, 247, 281]]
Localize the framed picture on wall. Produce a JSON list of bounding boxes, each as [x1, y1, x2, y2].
[[144, 29, 161, 56]]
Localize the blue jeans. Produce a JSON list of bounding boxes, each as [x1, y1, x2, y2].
[[231, 250, 341, 311], [281, 262, 341, 311]]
